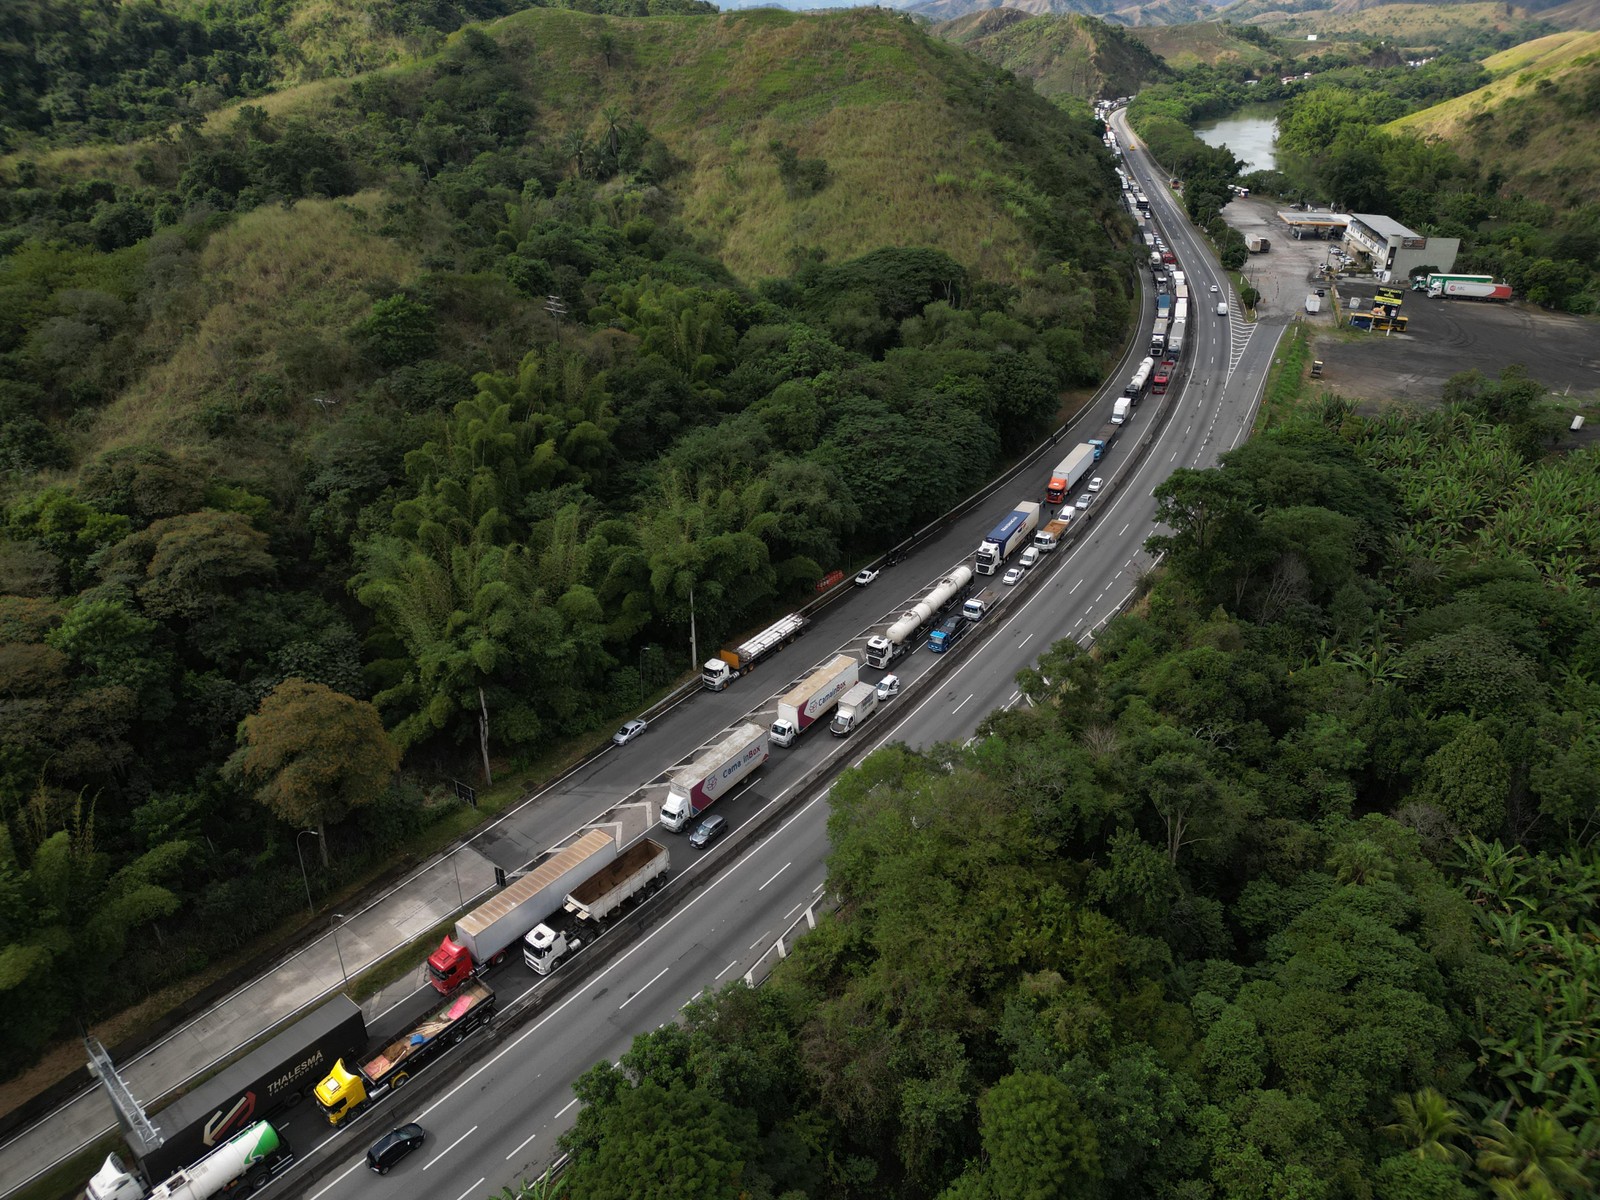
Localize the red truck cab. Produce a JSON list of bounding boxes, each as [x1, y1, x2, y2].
[[426, 937, 475, 994]]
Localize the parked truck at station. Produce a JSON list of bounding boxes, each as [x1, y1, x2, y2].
[[315, 981, 496, 1126], [427, 829, 618, 992], [89, 1122, 294, 1200], [1414, 272, 1491, 293], [1045, 448, 1095, 504], [975, 501, 1042, 574], [661, 723, 769, 832], [866, 567, 972, 668], [1429, 279, 1512, 301], [523, 838, 671, 975], [85, 995, 366, 1191], [770, 654, 859, 747], [701, 614, 807, 690], [1246, 235, 1271, 252], [830, 682, 879, 736]]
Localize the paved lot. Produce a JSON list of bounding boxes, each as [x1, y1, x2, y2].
[[1223, 195, 1600, 406]]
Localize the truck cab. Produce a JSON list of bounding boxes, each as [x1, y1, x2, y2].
[[700, 657, 735, 690], [523, 923, 578, 974], [425, 936, 478, 993], [314, 1060, 367, 1126], [769, 717, 799, 748]]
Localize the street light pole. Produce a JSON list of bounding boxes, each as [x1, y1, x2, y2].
[[331, 914, 350, 986], [295, 830, 320, 916]]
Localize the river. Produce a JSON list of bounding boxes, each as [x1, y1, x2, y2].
[[1193, 104, 1283, 172]]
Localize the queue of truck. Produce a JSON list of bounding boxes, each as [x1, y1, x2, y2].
[[866, 566, 974, 667]]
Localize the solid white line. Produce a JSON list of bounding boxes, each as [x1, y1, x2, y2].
[[451, 1179, 486, 1200], [748, 931, 771, 950], [759, 862, 791, 891], [306, 1162, 361, 1200], [619, 966, 669, 1009], [505, 1129, 539, 1161], [424, 1125, 478, 1170], [715, 959, 739, 980], [952, 693, 973, 714], [556, 1097, 580, 1119], [1018, 633, 1033, 648]]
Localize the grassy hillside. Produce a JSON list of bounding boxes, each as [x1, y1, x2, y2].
[[907, 0, 1217, 26], [1126, 19, 1280, 65], [1388, 28, 1600, 207], [934, 9, 1174, 98], [1247, 1, 1553, 43]]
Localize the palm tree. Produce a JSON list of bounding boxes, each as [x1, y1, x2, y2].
[[1382, 1088, 1470, 1165], [1475, 1108, 1592, 1199], [1327, 839, 1396, 887]]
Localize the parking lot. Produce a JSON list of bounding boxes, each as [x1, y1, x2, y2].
[[1223, 195, 1600, 407]]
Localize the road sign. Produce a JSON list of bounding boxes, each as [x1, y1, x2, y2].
[[1375, 286, 1405, 307]]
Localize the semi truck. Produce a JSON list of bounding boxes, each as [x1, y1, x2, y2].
[[1168, 317, 1187, 356], [523, 838, 670, 975], [1125, 357, 1154, 401], [1045, 448, 1094, 504], [770, 654, 859, 747], [866, 567, 972, 667], [1149, 319, 1167, 355], [830, 682, 878, 736], [315, 981, 496, 1126], [1156, 294, 1171, 319], [1414, 272, 1491, 293], [1112, 397, 1131, 424], [1246, 235, 1271, 252], [701, 613, 807, 690], [426, 829, 617, 992], [927, 613, 970, 654], [1152, 358, 1175, 395], [88, 995, 366, 1188], [1171, 298, 1188, 327], [975, 501, 1041, 574], [660, 722, 768, 832], [1033, 517, 1072, 552], [1430, 279, 1511, 300], [962, 588, 999, 620], [89, 1122, 293, 1200]]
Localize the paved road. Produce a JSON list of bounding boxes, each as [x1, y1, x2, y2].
[[6, 107, 1284, 1200]]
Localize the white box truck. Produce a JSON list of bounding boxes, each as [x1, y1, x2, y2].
[[661, 723, 768, 832], [830, 682, 878, 737], [770, 655, 859, 747]]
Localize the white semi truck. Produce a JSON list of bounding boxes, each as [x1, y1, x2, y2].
[[865, 567, 973, 668], [661, 723, 768, 832], [89, 1122, 292, 1200], [770, 654, 859, 747], [975, 501, 1042, 574], [523, 838, 670, 974], [701, 614, 807, 691]]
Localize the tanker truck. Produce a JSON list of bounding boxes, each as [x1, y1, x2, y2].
[[770, 654, 859, 747], [864, 567, 972, 668], [426, 829, 618, 992], [523, 838, 671, 975], [88, 1122, 293, 1200], [660, 723, 768, 832]]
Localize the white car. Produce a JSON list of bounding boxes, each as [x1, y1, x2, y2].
[[1075, 492, 1094, 511], [876, 674, 901, 702], [1003, 567, 1024, 585], [1087, 476, 1103, 493], [612, 719, 648, 746], [854, 568, 879, 586], [1210, 283, 1219, 293]]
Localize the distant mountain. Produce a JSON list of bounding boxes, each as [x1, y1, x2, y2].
[[908, 0, 1219, 27], [1214, 0, 1597, 28], [935, 9, 1175, 95], [1388, 28, 1600, 205]]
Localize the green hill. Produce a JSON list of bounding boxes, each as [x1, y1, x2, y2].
[[1126, 18, 1283, 65], [1388, 28, 1600, 207], [934, 9, 1175, 99]]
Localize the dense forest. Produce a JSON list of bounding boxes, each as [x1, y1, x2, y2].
[[0, 8, 1133, 1072], [557, 382, 1600, 1200], [1128, 57, 1599, 312]]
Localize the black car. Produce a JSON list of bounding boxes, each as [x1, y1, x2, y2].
[[368, 1124, 426, 1175], [688, 814, 728, 849]]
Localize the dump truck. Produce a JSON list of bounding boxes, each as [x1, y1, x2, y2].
[[770, 654, 859, 747], [426, 829, 618, 993], [1430, 280, 1511, 300], [830, 682, 879, 736], [1033, 517, 1072, 553], [1245, 235, 1270, 252], [1045, 448, 1095, 504], [523, 839, 670, 975], [701, 613, 807, 691], [87, 996, 366, 1189], [962, 587, 999, 620], [315, 981, 496, 1126], [975, 501, 1042, 574], [865, 567, 972, 667], [661, 723, 768, 832], [89, 1122, 294, 1200]]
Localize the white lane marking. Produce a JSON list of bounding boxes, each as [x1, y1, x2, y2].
[[425, 1126, 478, 1170], [1170, 450, 1178, 461], [813, 880, 825, 893], [506, 1129, 540, 1161], [1069, 579, 1083, 594], [556, 1097, 580, 1119], [451, 1179, 486, 1200], [1119, 523, 1130, 536], [306, 1162, 361, 1200], [748, 931, 770, 949], [952, 693, 973, 714], [759, 862, 791, 891], [1018, 633, 1033, 648], [784, 901, 805, 921], [715, 959, 740, 980], [618, 965, 668, 1009]]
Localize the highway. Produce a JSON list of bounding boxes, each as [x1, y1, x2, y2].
[[6, 107, 1284, 1200], [265, 106, 1288, 1200]]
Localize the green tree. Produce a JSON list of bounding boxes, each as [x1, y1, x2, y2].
[[1474, 1108, 1591, 1200], [227, 680, 399, 865], [1382, 1088, 1471, 1165], [98, 510, 275, 620], [941, 1072, 1101, 1200], [1413, 722, 1510, 840]]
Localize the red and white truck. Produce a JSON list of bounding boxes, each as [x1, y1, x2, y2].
[[523, 838, 671, 974], [1429, 279, 1512, 300], [661, 723, 768, 832], [426, 830, 618, 993], [770, 654, 859, 747]]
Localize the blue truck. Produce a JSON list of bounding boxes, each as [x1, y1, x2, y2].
[[928, 614, 970, 654], [975, 501, 1041, 575]]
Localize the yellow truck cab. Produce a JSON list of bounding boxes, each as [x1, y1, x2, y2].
[[314, 1060, 366, 1125]]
